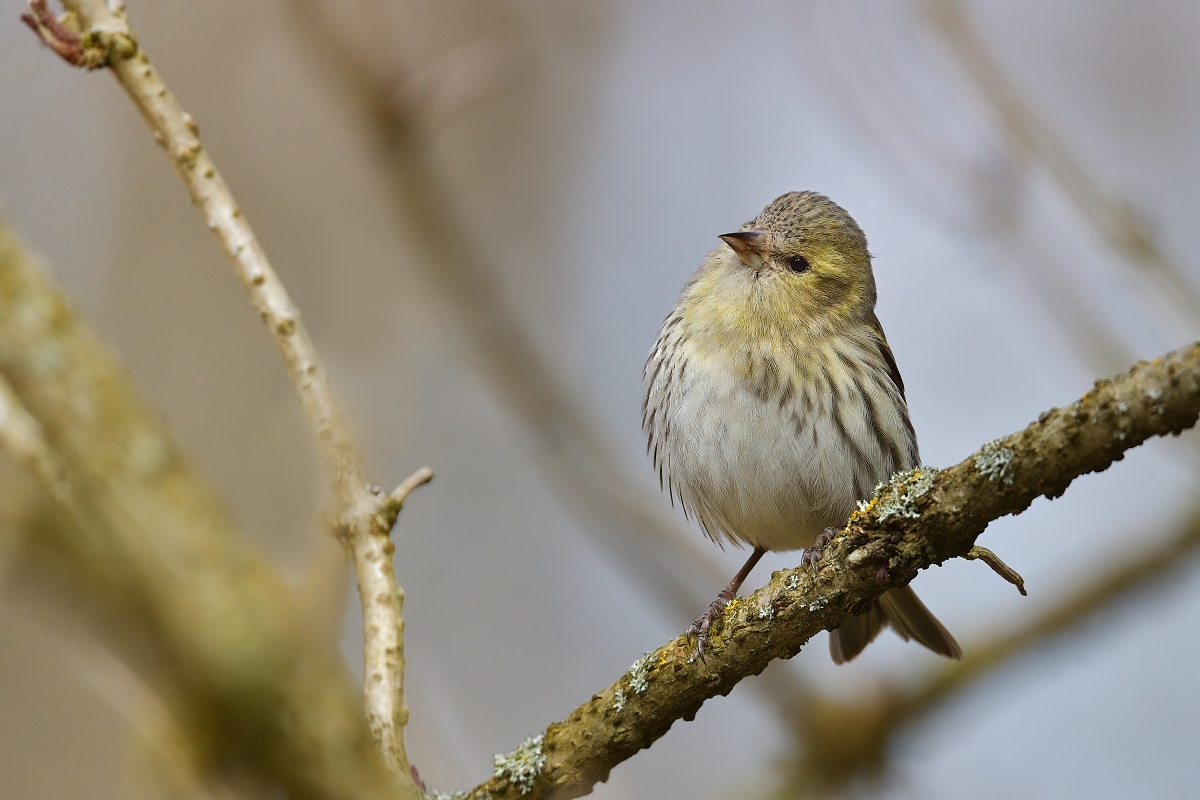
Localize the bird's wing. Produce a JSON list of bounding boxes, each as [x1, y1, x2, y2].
[[867, 315, 906, 402]]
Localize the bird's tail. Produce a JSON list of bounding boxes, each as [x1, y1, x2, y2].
[[829, 585, 961, 664]]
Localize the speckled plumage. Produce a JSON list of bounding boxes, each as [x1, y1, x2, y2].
[[644, 191, 959, 663]]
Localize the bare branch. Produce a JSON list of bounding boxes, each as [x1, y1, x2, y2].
[[466, 341, 1200, 799], [287, 0, 735, 624], [29, 0, 424, 790]]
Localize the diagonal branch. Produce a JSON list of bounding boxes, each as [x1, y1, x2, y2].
[[0, 368, 69, 505], [30, 0, 426, 790], [774, 502, 1200, 797], [466, 341, 1200, 799]]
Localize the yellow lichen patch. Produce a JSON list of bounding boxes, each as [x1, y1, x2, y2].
[[849, 497, 877, 521]]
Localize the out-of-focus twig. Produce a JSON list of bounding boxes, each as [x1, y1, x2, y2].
[[287, 0, 733, 624], [466, 341, 1200, 799], [921, 0, 1200, 332], [809, 2, 1139, 376], [773, 501, 1200, 797], [0, 221, 406, 798], [780, 7, 1200, 796], [0, 603, 231, 800], [289, 0, 817, 716], [33, 1, 428, 787]]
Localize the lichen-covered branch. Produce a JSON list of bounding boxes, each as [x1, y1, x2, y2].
[[29, 1, 426, 786], [773, 502, 1200, 797], [466, 341, 1200, 799], [0, 222, 408, 799]]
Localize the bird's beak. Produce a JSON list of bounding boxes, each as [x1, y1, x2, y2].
[[720, 230, 768, 271]]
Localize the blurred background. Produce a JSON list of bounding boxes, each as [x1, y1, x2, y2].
[[2, 0, 1199, 797]]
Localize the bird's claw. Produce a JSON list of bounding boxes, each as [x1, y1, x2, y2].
[[688, 594, 733, 661], [800, 527, 838, 571]]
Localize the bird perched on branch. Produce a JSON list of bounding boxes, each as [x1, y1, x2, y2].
[[643, 191, 960, 663]]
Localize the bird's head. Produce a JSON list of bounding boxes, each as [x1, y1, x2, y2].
[[713, 191, 877, 330]]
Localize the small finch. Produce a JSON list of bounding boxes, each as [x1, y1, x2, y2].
[[643, 191, 960, 663]]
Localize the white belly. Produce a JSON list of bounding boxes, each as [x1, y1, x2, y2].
[[648, 342, 914, 552]]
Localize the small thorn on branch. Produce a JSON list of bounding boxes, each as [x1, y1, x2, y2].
[[965, 545, 1027, 596]]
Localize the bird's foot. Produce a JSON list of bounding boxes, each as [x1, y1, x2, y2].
[[688, 589, 735, 661], [800, 527, 838, 570]]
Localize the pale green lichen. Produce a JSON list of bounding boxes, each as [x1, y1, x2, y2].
[[975, 440, 1015, 485], [612, 687, 626, 712], [874, 467, 940, 522], [806, 595, 829, 612], [493, 734, 546, 795], [1116, 401, 1129, 414], [628, 652, 652, 694], [758, 600, 775, 620], [786, 573, 800, 590]]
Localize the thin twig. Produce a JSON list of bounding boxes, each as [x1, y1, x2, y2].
[[287, 0, 736, 623], [34, 1, 423, 789], [965, 544, 1026, 596], [921, 0, 1200, 331], [807, 3, 1140, 376], [465, 340, 1200, 799]]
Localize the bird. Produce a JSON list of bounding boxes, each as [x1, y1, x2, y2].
[[643, 190, 960, 663]]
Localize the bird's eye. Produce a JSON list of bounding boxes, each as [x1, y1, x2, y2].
[[787, 256, 810, 273]]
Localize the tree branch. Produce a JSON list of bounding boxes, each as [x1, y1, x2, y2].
[[774, 501, 1200, 796], [29, 1, 427, 787], [0, 368, 68, 504], [466, 341, 1200, 799], [0, 221, 406, 798]]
